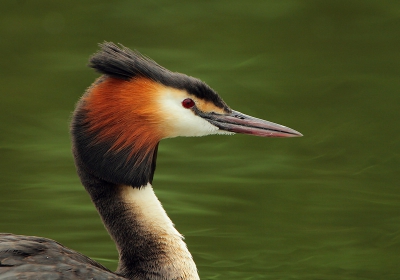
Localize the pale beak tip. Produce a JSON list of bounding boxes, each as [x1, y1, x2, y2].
[[292, 131, 303, 137], [285, 128, 303, 138]]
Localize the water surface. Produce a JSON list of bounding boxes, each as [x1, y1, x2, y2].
[[1, 1, 399, 279]]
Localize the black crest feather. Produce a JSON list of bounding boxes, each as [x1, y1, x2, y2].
[[89, 42, 167, 81], [89, 42, 230, 110]]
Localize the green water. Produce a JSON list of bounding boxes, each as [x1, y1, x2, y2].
[[1, 1, 399, 279]]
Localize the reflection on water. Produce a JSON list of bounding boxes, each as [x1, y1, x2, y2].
[[1, 1, 399, 279]]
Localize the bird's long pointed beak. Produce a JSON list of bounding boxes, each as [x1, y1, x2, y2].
[[200, 110, 302, 137]]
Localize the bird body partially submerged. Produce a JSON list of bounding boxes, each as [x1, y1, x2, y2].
[[0, 233, 124, 280], [0, 42, 302, 279]]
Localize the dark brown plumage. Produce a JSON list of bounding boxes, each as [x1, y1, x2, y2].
[[0, 234, 124, 280]]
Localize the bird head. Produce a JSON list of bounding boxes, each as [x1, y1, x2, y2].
[[71, 42, 302, 188]]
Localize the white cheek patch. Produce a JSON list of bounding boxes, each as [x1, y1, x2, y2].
[[158, 89, 231, 138]]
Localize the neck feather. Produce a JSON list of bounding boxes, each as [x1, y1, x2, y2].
[[76, 166, 199, 279]]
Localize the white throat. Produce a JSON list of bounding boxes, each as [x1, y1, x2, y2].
[[120, 183, 200, 280], [121, 184, 181, 237]]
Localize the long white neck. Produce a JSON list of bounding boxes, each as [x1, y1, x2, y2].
[[81, 174, 200, 280], [118, 184, 199, 279]]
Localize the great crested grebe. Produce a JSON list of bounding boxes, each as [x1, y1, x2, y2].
[[0, 42, 302, 280]]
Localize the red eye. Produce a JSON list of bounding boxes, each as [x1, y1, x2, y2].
[[182, 98, 195, 109]]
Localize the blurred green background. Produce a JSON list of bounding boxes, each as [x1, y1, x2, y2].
[[1, 1, 399, 279]]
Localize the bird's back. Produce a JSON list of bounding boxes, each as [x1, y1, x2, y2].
[[0, 233, 125, 280]]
